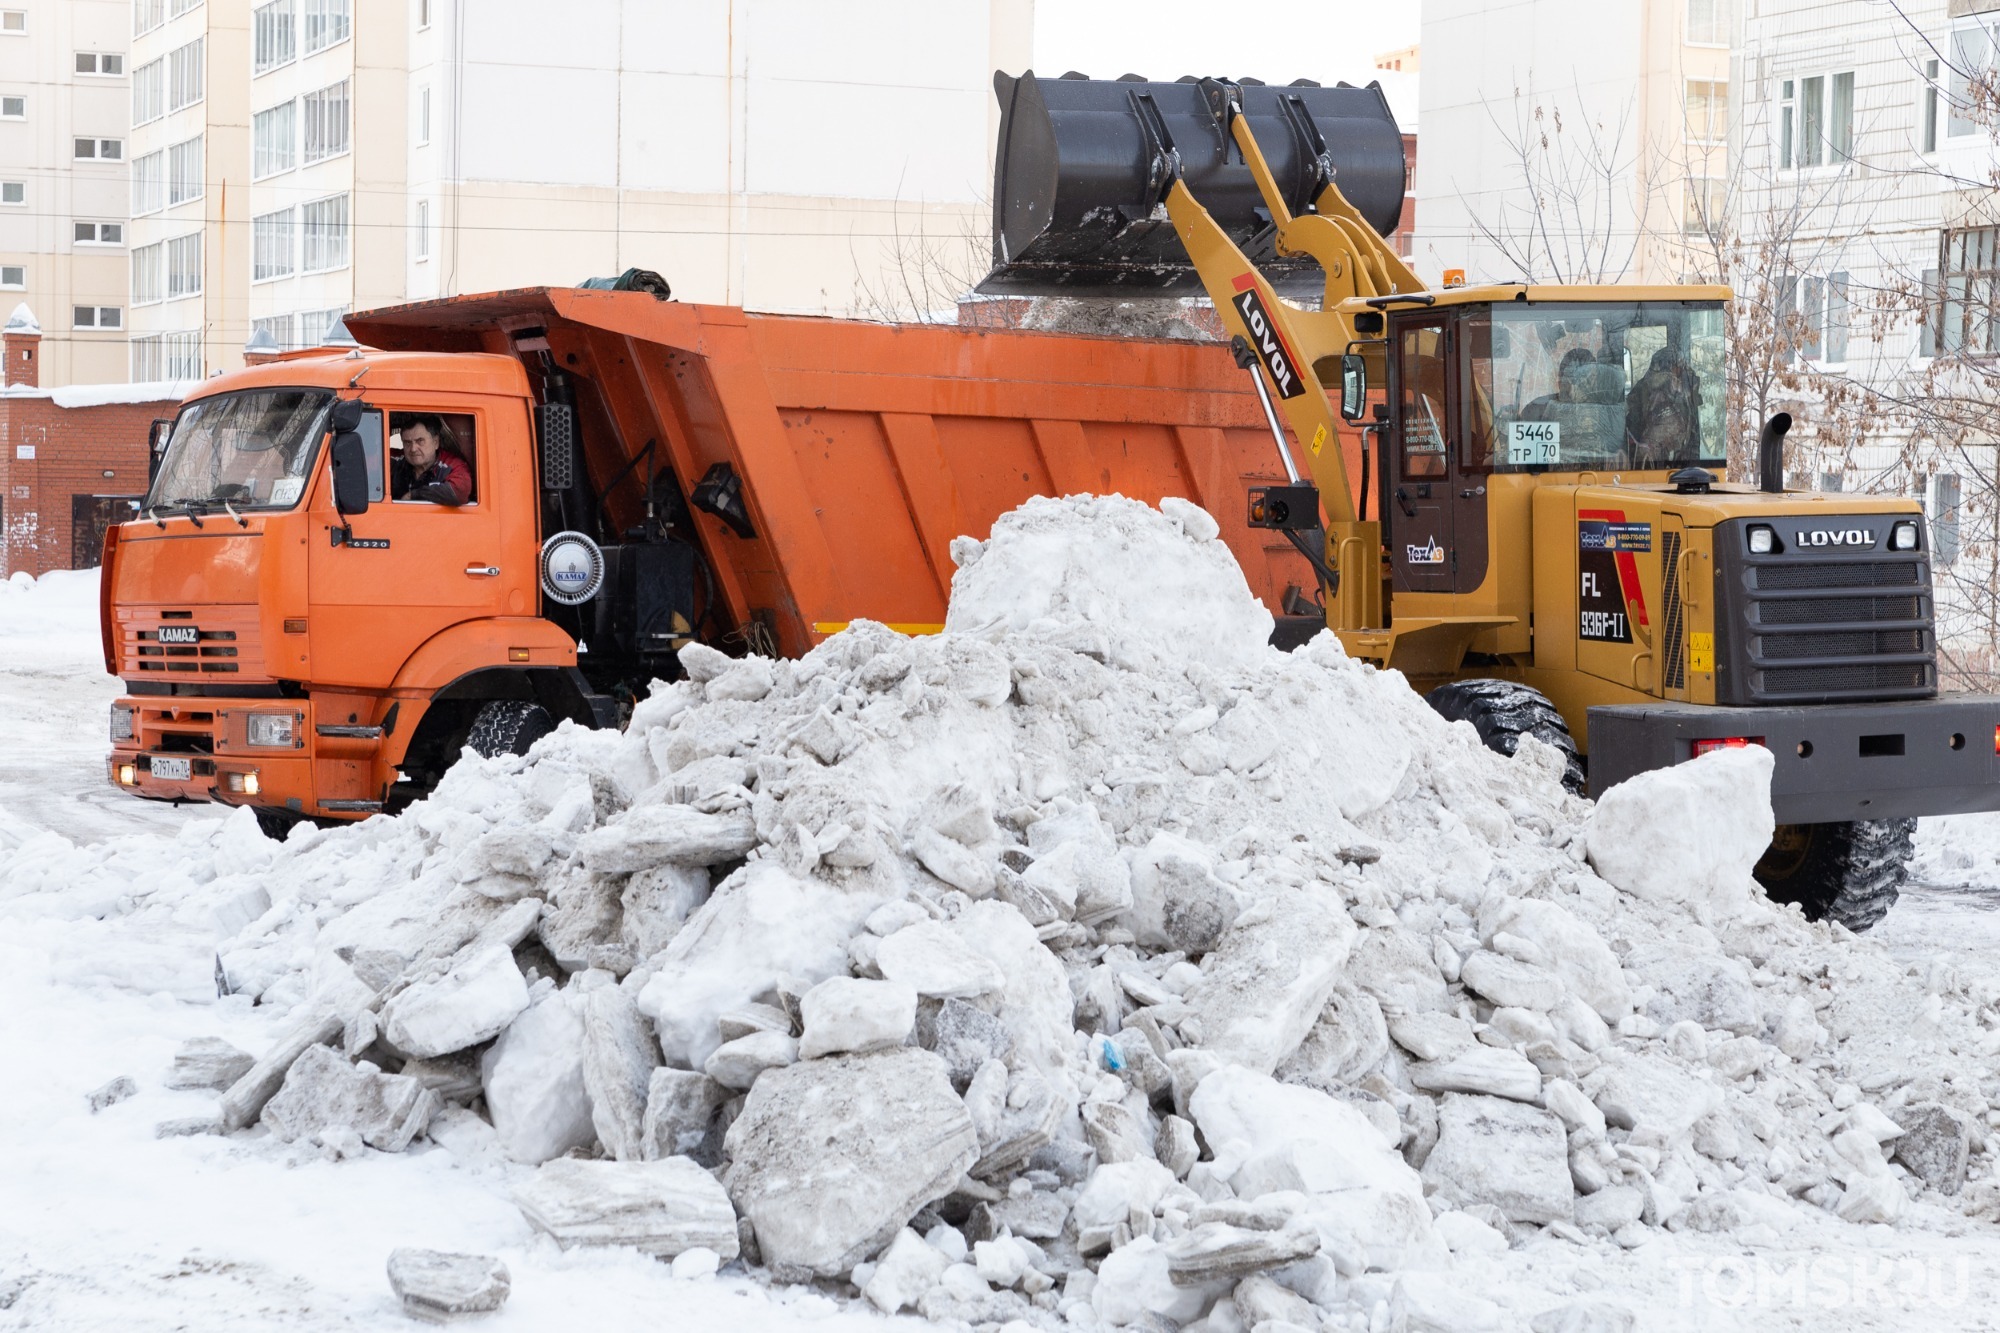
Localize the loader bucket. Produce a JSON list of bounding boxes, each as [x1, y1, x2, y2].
[[979, 71, 1408, 298]]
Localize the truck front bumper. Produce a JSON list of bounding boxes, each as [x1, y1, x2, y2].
[[1588, 695, 2000, 825], [107, 695, 317, 815]]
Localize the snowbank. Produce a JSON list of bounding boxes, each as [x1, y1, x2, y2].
[[6, 495, 2000, 1332]]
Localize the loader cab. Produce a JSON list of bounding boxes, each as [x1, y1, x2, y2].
[[1377, 287, 1730, 600]]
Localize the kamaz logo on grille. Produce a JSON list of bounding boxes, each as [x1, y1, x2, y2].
[[157, 625, 199, 644], [1793, 528, 1876, 548]]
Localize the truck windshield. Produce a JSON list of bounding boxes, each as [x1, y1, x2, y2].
[[1468, 303, 1727, 473], [147, 389, 335, 512]]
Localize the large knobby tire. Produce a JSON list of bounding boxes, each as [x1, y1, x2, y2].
[[1753, 819, 1913, 933], [465, 699, 556, 759], [253, 805, 303, 842], [1424, 678, 1587, 795]]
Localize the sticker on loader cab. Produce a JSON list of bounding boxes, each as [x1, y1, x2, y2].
[[1577, 510, 1651, 642], [1406, 536, 1446, 566], [1230, 274, 1306, 399], [1506, 421, 1561, 466]]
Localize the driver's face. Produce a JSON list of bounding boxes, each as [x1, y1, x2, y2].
[[403, 424, 438, 472]]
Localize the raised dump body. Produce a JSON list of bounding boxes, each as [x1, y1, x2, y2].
[[105, 288, 1321, 827], [348, 288, 1318, 656]]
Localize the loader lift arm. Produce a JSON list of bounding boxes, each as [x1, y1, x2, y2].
[[1153, 78, 1424, 633]]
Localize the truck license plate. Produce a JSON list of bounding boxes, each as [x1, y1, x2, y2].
[[151, 756, 192, 781]]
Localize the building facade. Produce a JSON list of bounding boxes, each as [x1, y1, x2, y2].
[[1734, 0, 2000, 681], [1411, 0, 1732, 287], [0, 0, 134, 386]]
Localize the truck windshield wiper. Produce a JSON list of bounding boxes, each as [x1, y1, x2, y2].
[[167, 501, 206, 529]]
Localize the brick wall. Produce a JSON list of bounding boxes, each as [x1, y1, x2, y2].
[[0, 395, 179, 577]]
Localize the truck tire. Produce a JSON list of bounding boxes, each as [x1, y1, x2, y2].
[[1753, 819, 1914, 933], [465, 700, 556, 759], [253, 806, 303, 842], [1424, 678, 1586, 795]]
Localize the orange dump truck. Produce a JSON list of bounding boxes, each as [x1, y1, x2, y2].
[[103, 288, 1321, 834]]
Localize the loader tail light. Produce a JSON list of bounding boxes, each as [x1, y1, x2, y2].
[[1692, 736, 1765, 758], [1993, 724, 1999, 756]]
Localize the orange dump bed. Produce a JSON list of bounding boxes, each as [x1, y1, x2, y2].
[[348, 289, 1324, 657]]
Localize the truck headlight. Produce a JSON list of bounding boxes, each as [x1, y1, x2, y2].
[[109, 703, 134, 743], [1890, 520, 1920, 551], [246, 713, 295, 748], [1747, 524, 1776, 554]]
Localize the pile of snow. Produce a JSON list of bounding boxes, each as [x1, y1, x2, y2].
[[8, 494, 2000, 1331]]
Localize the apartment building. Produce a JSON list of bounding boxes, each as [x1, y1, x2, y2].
[[0, 0, 135, 386], [1412, 0, 1732, 286], [1735, 0, 2000, 678]]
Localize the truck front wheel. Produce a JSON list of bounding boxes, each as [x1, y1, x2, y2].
[[1424, 678, 1587, 795], [1753, 819, 1914, 933], [465, 700, 556, 759]]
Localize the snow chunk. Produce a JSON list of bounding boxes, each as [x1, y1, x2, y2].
[[513, 1156, 740, 1258], [480, 990, 596, 1165], [798, 976, 917, 1059], [1181, 884, 1355, 1075], [381, 945, 530, 1060], [1421, 1093, 1574, 1224], [1585, 747, 1774, 919]]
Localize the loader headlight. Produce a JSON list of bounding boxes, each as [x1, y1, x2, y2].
[[109, 703, 134, 743], [246, 713, 295, 748], [1890, 520, 1920, 551], [1747, 524, 1776, 555]]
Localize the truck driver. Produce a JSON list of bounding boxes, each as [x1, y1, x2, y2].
[[391, 414, 473, 505]]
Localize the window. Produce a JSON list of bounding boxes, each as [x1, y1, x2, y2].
[[168, 136, 203, 205], [167, 38, 203, 112], [253, 208, 295, 281], [253, 0, 295, 74], [1949, 15, 2000, 140], [132, 150, 164, 214], [1781, 71, 1853, 168], [304, 0, 349, 53], [0, 95, 23, 119], [251, 313, 294, 350], [0, 265, 22, 288], [303, 80, 349, 162], [298, 305, 347, 346], [75, 222, 125, 246], [1936, 225, 2000, 356], [133, 0, 165, 35], [417, 86, 430, 145], [417, 0, 429, 28], [1780, 270, 1849, 363], [253, 101, 295, 177], [1686, 80, 1727, 142], [131, 331, 201, 381], [1687, 0, 1725, 44], [170, 0, 202, 15], [1819, 470, 1844, 493], [414, 199, 430, 260], [0, 11, 23, 34], [1683, 177, 1725, 237], [73, 306, 123, 330], [1933, 473, 1962, 566], [132, 242, 163, 304], [302, 194, 349, 272], [75, 137, 125, 162], [76, 52, 126, 76], [0, 182, 21, 205], [132, 58, 163, 124], [1924, 58, 1942, 154], [167, 231, 202, 298]]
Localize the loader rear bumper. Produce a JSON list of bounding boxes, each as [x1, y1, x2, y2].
[[1587, 695, 2000, 825]]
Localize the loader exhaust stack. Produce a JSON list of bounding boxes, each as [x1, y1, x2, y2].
[[979, 72, 1408, 298]]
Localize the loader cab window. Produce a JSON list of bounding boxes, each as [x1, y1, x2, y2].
[[1475, 301, 1728, 472], [389, 411, 477, 505], [1397, 323, 1450, 479]]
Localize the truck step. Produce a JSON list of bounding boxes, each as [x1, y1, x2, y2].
[[316, 725, 383, 739], [319, 799, 384, 812]]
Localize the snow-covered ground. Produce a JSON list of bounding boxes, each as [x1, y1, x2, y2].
[[6, 557, 2000, 1332]]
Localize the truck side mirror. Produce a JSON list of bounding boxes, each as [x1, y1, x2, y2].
[[1339, 354, 1368, 421], [329, 399, 366, 433], [330, 431, 371, 516]]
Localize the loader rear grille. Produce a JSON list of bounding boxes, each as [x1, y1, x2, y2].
[[1723, 529, 1935, 704], [1661, 530, 1686, 691]]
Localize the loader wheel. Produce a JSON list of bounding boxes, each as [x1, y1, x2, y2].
[[1424, 678, 1586, 795], [465, 699, 556, 759], [1753, 819, 1913, 933]]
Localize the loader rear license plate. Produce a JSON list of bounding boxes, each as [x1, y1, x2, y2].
[[151, 756, 192, 781]]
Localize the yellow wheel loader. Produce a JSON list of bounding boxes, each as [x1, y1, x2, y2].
[[982, 72, 1997, 930]]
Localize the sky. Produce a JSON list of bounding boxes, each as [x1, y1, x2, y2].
[[1032, 0, 1423, 95]]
